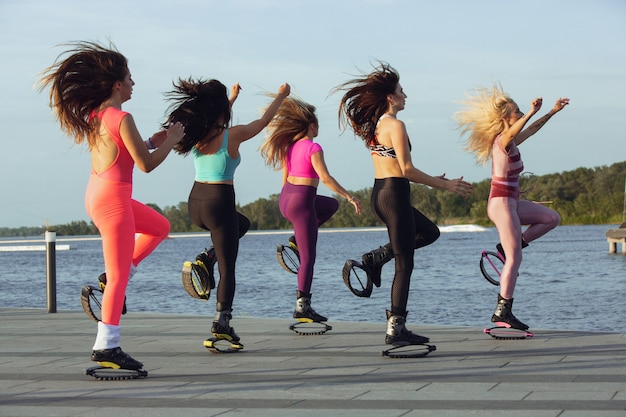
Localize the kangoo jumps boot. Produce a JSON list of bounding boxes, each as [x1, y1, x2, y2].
[[211, 304, 241, 343], [495, 239, 529, 260], [361, 243, 394, 287], [385, 310, 430, 345], [491, 294, 529, 330], [91, 347, 144, 370], [293, 291, 328, 323], [98, 273, 127, 315], [288, 235, 298, 252], [196, 247, 217, 272], [91, 322, 144, 370]]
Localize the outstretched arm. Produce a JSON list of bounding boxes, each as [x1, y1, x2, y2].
[[121, 115, 185, 173], [311, 151, 363, 214], [391, 120, 473, 197], [515, 98, 570, 145], [229, 83, 291, 144]]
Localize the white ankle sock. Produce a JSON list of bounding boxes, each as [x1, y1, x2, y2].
[[92, 322, 121, 350]]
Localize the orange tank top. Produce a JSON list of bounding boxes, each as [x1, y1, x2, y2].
[[90, 107, 134, 183]]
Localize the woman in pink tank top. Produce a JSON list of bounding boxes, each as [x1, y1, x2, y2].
[[39, 41, 184, 372], [456, 83, 569, 331], [260, 96, 362, 325]]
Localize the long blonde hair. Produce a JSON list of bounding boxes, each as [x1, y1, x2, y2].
[[454, 83, 515, 165], [260, 95, 318, 170]]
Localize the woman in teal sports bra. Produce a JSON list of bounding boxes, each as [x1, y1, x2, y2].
[[165, 78, 290, 349]]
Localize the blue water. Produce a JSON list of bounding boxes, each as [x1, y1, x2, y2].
[[1, 225, 625, 332]]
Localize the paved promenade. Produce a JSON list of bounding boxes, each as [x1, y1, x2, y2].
[[1, 308, 625, 417]]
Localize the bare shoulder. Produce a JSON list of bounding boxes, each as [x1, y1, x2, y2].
[[378, 117, 407, 138], [379, 116, 405, 130], [228, 123, 259, 144], [226, 124, 246, 142]]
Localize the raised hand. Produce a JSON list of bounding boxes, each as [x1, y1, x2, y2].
[[552, 98, 570, 113], [530, 97, 543, 114], [277, 83, 291, 98], [230, 83, 241, 105]]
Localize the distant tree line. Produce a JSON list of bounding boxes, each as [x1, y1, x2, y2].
[[2, 161, 625, 237]]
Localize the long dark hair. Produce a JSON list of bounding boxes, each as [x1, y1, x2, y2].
[[38, 41, 128, 148], [165, 77, 231, 155], [335, 62, 399, 144]]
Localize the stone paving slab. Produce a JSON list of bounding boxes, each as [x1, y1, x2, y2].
[[1, 309, 625, 417]]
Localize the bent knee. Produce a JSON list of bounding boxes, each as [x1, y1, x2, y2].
[[549, 211, 561, 229], [156, 217, 171, 237], [430, 226, 441, 243]]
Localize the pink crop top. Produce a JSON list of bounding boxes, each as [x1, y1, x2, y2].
[[286, 138, 322, 179], [89, 107, 134, 183]]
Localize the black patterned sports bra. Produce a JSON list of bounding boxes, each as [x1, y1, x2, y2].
[[369, 141, 397, 158], [368, 114, 410, 158]]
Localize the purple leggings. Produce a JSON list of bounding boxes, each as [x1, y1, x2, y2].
[[279, 182, 339, 294]]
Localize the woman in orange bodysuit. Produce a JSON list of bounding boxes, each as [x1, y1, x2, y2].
[[39, 41, 185, 370]]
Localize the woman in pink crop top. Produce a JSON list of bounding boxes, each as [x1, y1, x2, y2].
[[165, 78, 290, 349], [261, 96, 362, 324], [39, 41, 184, 371], [456, 83, 569, 331]]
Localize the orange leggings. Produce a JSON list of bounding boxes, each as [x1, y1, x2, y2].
[[85, 175, 170, 325]]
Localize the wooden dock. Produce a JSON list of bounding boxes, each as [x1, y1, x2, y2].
[[605, 223, 626, 254], [2, 308, 626, 416]]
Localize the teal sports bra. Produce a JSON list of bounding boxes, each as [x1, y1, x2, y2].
[[193, 129, 241, 182]]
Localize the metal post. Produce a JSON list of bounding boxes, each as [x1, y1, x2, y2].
[[622, 175, 626, 225], [45, 230, 57, 313]]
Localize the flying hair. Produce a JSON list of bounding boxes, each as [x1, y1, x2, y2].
[[454, 82, 515, 165]]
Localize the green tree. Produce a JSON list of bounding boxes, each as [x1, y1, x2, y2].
[[3, 161, 626, 235]]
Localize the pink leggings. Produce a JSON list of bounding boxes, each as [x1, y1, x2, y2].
[[487, 198, 560, 299], [85, 175, 170, 325]]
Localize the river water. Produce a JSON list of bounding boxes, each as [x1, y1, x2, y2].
[[1, 224, 624, 333]]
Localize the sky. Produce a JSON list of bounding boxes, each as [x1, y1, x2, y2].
[[1, 0, 624, 228]]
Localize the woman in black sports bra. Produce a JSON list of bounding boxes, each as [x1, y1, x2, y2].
[[336, 62, 472, 346]]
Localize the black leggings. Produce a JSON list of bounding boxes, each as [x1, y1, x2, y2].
[[188, 182, 250, 310], [371, 177, 440, 315]]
